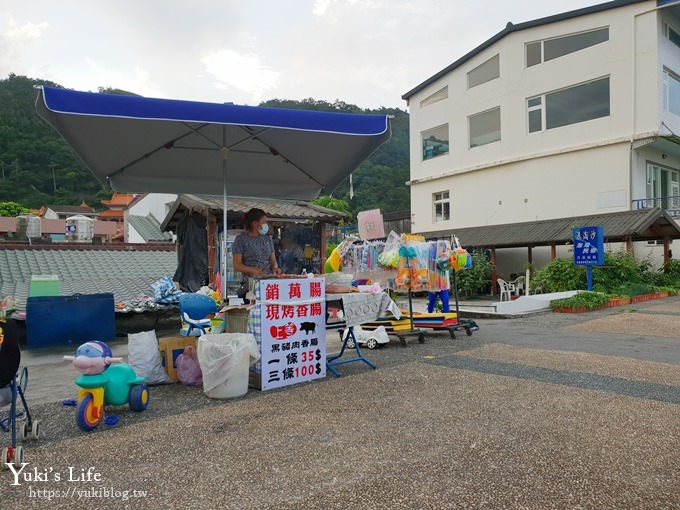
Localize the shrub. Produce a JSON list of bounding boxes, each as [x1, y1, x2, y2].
[[531, 258, 586, 293], [455, 249, 492, 297], [551, 291, 612, 311]]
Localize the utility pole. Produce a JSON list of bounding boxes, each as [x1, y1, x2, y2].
[[50, 164, 57, 191]]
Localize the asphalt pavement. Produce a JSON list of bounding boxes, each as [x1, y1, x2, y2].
[[2, 296, 679, 509]]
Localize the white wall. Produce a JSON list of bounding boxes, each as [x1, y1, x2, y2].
[[125, 193, 177, 243], [411, 144, 631, 233], [407, 1, 667, 235], [128, 193, 177, 222]]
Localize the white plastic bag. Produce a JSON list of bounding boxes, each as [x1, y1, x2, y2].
[[197, 333, 260, 399], [127, 330, 171, 385]]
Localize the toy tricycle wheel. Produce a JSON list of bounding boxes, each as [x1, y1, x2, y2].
[[1, 447, 8, 468], [418, 333, 426, 343], [365, 337, 378, 350], [449, 329, 456, 339], [76, 394, 102, 432], [465, 328, 473, 337], [129, 384, 150, 412]]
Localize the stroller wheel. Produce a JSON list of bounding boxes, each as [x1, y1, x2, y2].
[[1, 445, 24, 467], [30, 420, 41, 440], [20, 420, 29, 441]]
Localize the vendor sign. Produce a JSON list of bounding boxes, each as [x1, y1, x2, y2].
[[258, 278, 326, 390]]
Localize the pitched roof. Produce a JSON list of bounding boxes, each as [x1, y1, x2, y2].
[[402, 0, 648, 100], [0, 245, 178, 313], [101, 192, 137, 207], [45, 204, 97, 216], [128, 214, 173, 242], [161, 194, 349, 231], [421, 208, 680, 248]]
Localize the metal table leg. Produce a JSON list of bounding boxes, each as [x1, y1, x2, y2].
[[326, 326, 376, 377]]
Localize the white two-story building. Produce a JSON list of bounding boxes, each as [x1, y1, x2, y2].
[[403, 0, 680, 276]]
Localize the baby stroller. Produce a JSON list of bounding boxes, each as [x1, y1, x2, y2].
[[0, 318, 41, 468]]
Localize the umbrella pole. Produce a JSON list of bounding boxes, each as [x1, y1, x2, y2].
[[221, 133, 228, 300]]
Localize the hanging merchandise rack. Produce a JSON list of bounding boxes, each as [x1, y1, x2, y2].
[[392, 234, 426, 346], [442, 236, 480, 338]]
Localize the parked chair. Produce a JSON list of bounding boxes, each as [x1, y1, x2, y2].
[[497, 278, 517, 302], [178, 293, 218, 336], [510, 276, 525, 296]]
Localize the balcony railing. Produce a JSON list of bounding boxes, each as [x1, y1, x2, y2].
[[632, 196, 680, 218]]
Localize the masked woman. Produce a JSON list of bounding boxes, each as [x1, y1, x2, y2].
[[233, 208, 282, 279]]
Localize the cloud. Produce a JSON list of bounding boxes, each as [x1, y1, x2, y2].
[[200, 49, 281, 104], [0, 16, 48, 69], [4, 17, 47, 40]]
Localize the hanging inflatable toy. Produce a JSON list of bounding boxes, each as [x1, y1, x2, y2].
[[324, 245, 342, 273]]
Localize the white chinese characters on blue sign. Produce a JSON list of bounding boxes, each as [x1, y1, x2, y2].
[[572, 226, 605, 266]]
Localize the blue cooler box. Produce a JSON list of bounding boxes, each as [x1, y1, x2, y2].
[[26, 293, 116, 348]]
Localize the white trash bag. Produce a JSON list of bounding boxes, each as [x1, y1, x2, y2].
[[127, 329, 171, 385], [197, 333, 260, 399]]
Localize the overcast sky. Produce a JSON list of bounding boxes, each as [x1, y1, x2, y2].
[[2, 0, 605, 110]]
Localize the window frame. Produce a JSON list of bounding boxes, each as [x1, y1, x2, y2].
[[432, 191, 451, 223], [420, 86, 448, 108], [526, 27, 609, 67], [467, 54, 500, 89], [421, 124, 450, 161], [527, 76, 610, 133], [665, 21, 680, 49], [663, 67, 680, 117], [468, 106, 501, 148]]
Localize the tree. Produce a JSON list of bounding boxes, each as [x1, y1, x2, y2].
[[312, 196, 352, 221], [0, 201, 29, 217]]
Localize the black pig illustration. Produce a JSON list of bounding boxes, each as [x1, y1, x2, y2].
[[299, 321, 316, 334]]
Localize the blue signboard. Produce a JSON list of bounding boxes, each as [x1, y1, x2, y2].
[[572, 226, 604, 266]]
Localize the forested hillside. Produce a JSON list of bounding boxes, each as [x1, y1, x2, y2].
[[0, 74, 410, 216]]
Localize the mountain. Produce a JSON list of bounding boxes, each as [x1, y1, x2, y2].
[[0, 74, 410, 216]]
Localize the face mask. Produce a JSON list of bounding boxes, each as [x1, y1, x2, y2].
[[259, 223, 269, 235]]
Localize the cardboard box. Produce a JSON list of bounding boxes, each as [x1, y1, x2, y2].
[[222, 305, 253, 333], [158, 336, 197, 382], [249, 369, 261, 390]]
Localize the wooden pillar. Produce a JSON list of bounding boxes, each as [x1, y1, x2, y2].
[[320, 222, 328, 273], [550, 244, 557, 260], [527, 246, 533, 264], [664, 238, 672, 264], [625, 236, 633, 253]]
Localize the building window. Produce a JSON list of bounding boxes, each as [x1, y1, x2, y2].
[[647, 162, 680, 212], [526, 27, 609, 67], [421, 124, 449, 160], [665, 22, 680, 49], [420, 86, 448, 108], [467, 54, 500, 88], [663, 68, 680, 117], [469, 107, 501, 148], [433, 191, 450, 223], [527, 77, 610, 133]]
